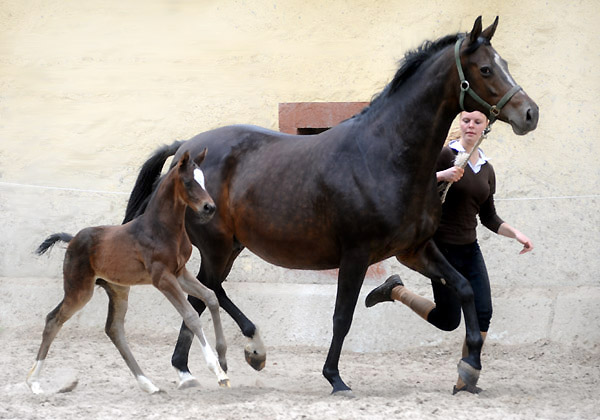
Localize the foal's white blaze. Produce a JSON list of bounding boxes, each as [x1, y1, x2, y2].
[[494, 52, 517, 86], [193, 168, 206, 190]]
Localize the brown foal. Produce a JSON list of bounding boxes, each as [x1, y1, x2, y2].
[[27, 149, 230, 394]]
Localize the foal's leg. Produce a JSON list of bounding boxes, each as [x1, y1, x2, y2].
[[178, 269, 228, 374], [397, 239, 483, 387], [171, 233, 265, 388], [153, 268, 230, 388], [27, 274, 95, 394], [322, 250, 369, 396], [97, 281, 160, 394]]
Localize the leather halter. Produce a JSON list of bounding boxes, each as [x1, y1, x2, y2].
[[454, 37, 521, 124]]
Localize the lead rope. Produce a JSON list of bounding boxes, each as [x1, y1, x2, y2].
[[439, 124, 490, 203]]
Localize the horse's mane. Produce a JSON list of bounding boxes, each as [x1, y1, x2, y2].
[[353, 32, 463, 119]]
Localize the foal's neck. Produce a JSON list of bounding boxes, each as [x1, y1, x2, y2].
[[144, 172, 188, 235]]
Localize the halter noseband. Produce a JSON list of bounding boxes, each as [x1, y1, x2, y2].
[[454, 37, 522, 125]]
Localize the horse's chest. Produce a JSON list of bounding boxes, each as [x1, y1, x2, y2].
[[368, 189, 441, 252]]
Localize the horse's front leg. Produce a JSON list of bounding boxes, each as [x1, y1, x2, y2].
[[322, 250, 369, 396], [398, 239, 483, 386], [215, 287, 266, 371]]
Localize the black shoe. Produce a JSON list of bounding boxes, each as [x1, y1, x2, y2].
[[364, 275, 404, 308]]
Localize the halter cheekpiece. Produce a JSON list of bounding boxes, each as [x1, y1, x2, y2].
[[454, 36, 522, 126]]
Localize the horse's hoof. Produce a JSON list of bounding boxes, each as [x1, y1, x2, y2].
[[331, 389, 355, 399], [27, 381, 43, 395], [244, 348, 266, 371], [457, 359, 481, 387], [177, 372, 201, 390], [452, 384, 482, 395], [218, 379, 231, 388]]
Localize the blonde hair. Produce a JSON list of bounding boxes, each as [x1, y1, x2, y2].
[[444, 114, 462, 147]]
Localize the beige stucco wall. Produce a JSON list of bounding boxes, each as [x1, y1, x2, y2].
[[1, 0, 598, 350]]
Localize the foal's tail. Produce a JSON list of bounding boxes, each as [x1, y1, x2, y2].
[[122, 140, 183, 224], [36, 233, 74, 256]]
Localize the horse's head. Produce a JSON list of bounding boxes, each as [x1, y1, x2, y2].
[[176, 149, 216, 223], [457, 16, 539, 135]]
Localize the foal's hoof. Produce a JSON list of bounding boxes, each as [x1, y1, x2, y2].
[[218, 378, 231, 388], [245, 348, 266, 371], [457, 359, 481, 387], [27, 381, 43, 395]]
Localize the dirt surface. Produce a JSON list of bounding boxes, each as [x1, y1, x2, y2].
[[2, 326, 598, 420]]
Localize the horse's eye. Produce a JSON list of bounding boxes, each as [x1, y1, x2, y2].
[[480, 66, 492, 76]]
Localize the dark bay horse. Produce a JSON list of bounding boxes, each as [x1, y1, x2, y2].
[[27, 151, 231, 394], [123, 17, 539, 395]]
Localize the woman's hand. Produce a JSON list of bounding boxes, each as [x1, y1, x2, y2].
[[437, 166, 464, 183], [515, 231, 534, 254], [498, 223, 534, 254]]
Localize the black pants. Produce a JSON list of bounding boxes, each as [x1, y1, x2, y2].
[[426, 240, 493, 332]]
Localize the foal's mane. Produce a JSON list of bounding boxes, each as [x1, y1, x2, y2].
[[354, 32, 463, 119]]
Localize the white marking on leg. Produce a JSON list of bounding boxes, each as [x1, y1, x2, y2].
[[197, 330, 230, 386], [136, 375, 160, 394], [193, 168, 206, 189], [27, 360, 45, 394], [176, 370, 201, 389]]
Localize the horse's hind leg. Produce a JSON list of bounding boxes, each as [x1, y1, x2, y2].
[[154, 269, 230, 388], [27, 275, 95, 394], [397, 239, 483, 387], [97, 281, 160, 394], [171, 296, 203, 388]]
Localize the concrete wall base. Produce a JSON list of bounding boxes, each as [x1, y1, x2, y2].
[[3, 277, 598, 354]]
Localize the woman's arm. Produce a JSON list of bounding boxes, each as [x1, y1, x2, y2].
[[497, 222, 534, 254]]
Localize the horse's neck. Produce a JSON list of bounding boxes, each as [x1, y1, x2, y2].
[[359, 48, 459, 175], [143, 174, 187, 237]]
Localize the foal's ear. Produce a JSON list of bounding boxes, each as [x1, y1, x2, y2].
[[481, 16, 499, 42], [178, 151, 191, 168], [469, 16, 483, 44], [193, 148, 208, 166]]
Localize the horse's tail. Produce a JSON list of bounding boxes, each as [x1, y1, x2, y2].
[[36, 233, 74, 256], [122, 140, 184, 224]]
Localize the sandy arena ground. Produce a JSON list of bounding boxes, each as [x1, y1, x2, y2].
[[2, 325, 598, 420]]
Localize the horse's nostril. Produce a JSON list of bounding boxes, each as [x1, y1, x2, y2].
[[526, 108, 532, 121], [204, 203, 216, 214]]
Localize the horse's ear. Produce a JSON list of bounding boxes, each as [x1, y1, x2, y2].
[[469, 16, 483, 44], [481, 16, 499, 42], [178, 151, 191, 168], [194, 148, 207, 166]]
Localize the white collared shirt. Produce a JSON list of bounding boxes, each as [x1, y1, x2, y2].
[[448, 140, 490, 174]]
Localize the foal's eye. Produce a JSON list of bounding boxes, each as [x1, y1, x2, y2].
[[480, 66, 492, 76]]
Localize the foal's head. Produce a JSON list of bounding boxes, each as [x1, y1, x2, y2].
[[175, 149, 216, 223]]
